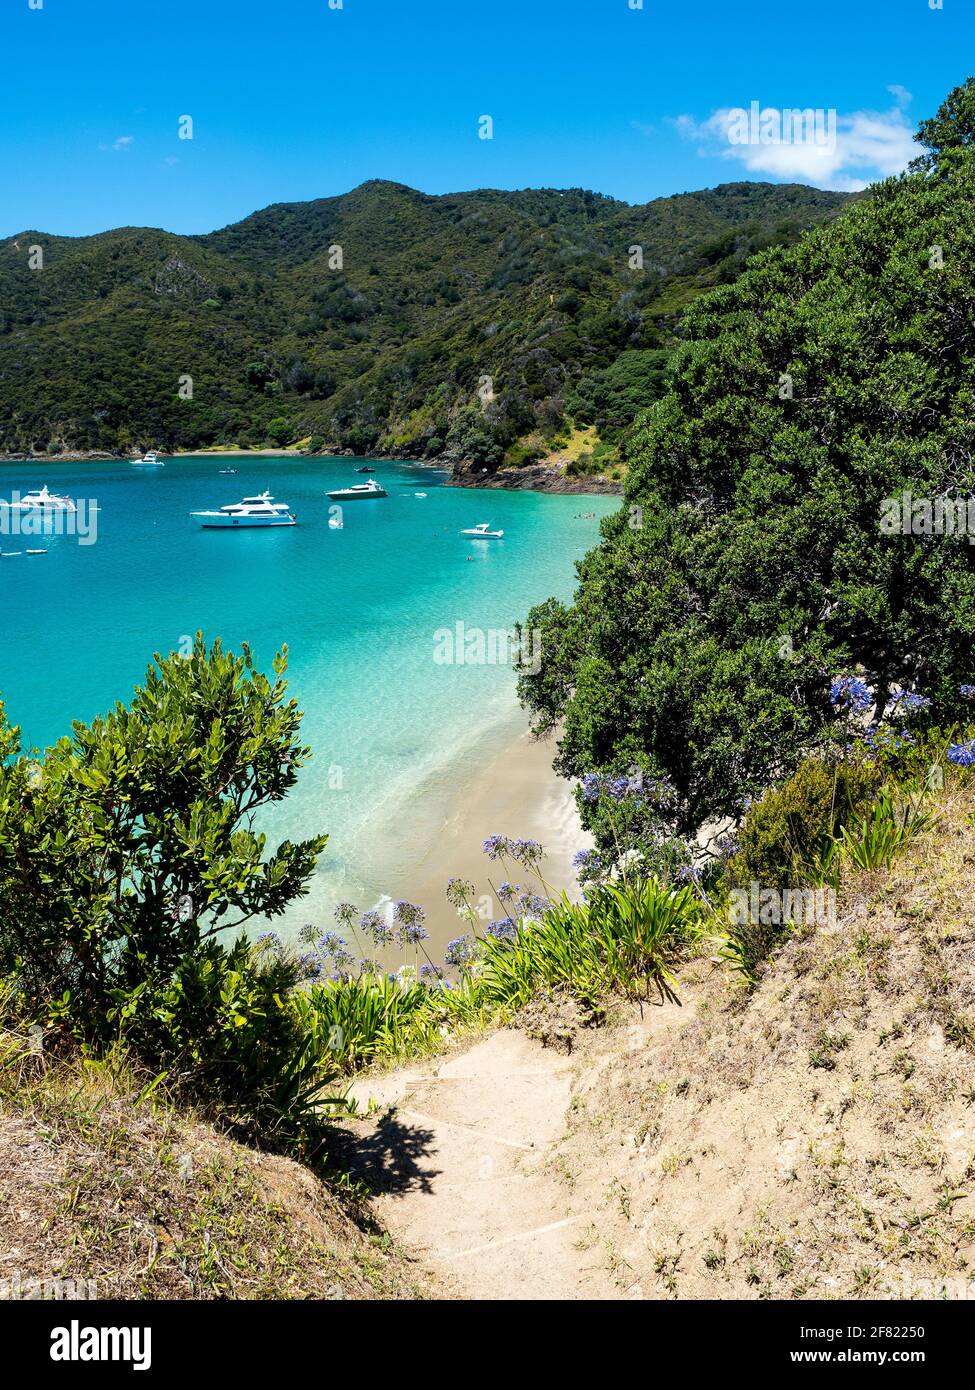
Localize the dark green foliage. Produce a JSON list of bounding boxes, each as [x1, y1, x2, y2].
[[913, 75, 975, 168], [0, 180, 847, 460], [518, 88, 975, 832], [566, 349, 671, 437], [727, 759, 880, 890]]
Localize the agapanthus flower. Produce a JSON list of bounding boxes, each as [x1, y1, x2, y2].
[[485, 918, 518, 943], [334, 901, 358, 930], [515, 889, 550, 919], [496, 880, 518, 900], [713, 833, 740, 859], [255, 930, 282, 951], [317, 930, 348, 958], [885, 690, 931, 715], [445, 933, 478, 967], [446, 876, 475, 908], [573, 848, 600, 870], [394, 900, 429, 945], [961, 685, 975, 699], [483, 834, 511, 860], [860, 722, 915, 754], [420, 963, 445, 981], [948, 740, 975, 766], [359, 910, 394, 947], [508, 838, 543, 870], [830, 676, 873, 716], [581, 768, 675, 809], [299, 952, 322, 980]]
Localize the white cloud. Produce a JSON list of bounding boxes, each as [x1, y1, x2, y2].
[[670, 97, 917, 190], [113, 135, 134, 151]]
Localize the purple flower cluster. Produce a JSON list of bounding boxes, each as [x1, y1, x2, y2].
[[359, 909, 395, 947], [482, 835, 543, 869], [514, 889, 550, 919], [446, 876, 475, 908], [393, 900, 429, 945], [860, 722, 915, 754], [580, 768, 674, 808], [948, 741, 975, 766], [961, 685, 975, 699], [445, 933, 478, 968], [485, 918, 518, 942], [885, 690, 932, 716], [573, 848, 600, 871], [830, 676, 873, 716], [299, 952, 323, 980]]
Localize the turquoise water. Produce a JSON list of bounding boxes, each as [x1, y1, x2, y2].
[[0, 456, 616, 937]]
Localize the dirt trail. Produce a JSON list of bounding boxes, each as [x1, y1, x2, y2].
[[345, 1002, 691, 1300]]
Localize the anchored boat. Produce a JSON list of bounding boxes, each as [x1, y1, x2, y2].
[[191, 490, 296, 528], [326, 480, 388, 501], [460, 522, 504, 539]]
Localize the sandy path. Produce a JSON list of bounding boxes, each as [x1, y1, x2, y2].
[[344, 1030, 622, 1300]]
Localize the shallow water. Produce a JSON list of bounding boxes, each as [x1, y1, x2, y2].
[[0, 456, 617, 938]]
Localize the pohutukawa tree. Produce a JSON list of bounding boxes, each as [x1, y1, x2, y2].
[[518, 81, 975, 839]]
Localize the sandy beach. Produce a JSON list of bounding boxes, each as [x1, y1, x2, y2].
[[366, 723, 589, 958]]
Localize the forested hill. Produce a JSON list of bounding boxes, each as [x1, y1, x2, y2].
[[0, 180, 848, 463]]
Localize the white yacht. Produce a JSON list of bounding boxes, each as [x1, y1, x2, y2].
[[6, 486, 76, 513], [326, 479, 388, 501], [191, 490, 296, 528], [132, 450, 163, 466], [460, 522, 504, 539]]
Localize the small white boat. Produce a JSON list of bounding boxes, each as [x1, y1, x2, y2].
[[26, 549, 48, 555], [460, 522, 504, 539], [326, 479, 387, 501], [132, 450, 164, 466], [191, 490, 296, 528], [6, 486, 76, 513], [219, 467, 238, 475], [415, 492, 427, 498]]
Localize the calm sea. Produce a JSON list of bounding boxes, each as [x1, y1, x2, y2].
[[0, 456, 617, 938]]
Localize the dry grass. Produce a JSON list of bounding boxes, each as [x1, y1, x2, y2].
[[542, 783, 975, 1299], [0, 1042, 437, 1300]]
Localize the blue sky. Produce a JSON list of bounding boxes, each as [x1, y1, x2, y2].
[[1, 0, 970, 237]]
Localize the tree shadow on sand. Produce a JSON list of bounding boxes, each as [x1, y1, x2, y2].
[[330, 1108, 441, 1197]]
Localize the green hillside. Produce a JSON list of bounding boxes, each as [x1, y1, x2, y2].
[[0, 180, 848, 463]]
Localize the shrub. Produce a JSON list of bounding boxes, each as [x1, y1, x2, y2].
[[0, 637, 333, 1154], [727, 759, 880, 891]]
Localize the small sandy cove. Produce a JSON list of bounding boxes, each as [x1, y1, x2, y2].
[[396, 726, 588, 950]]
